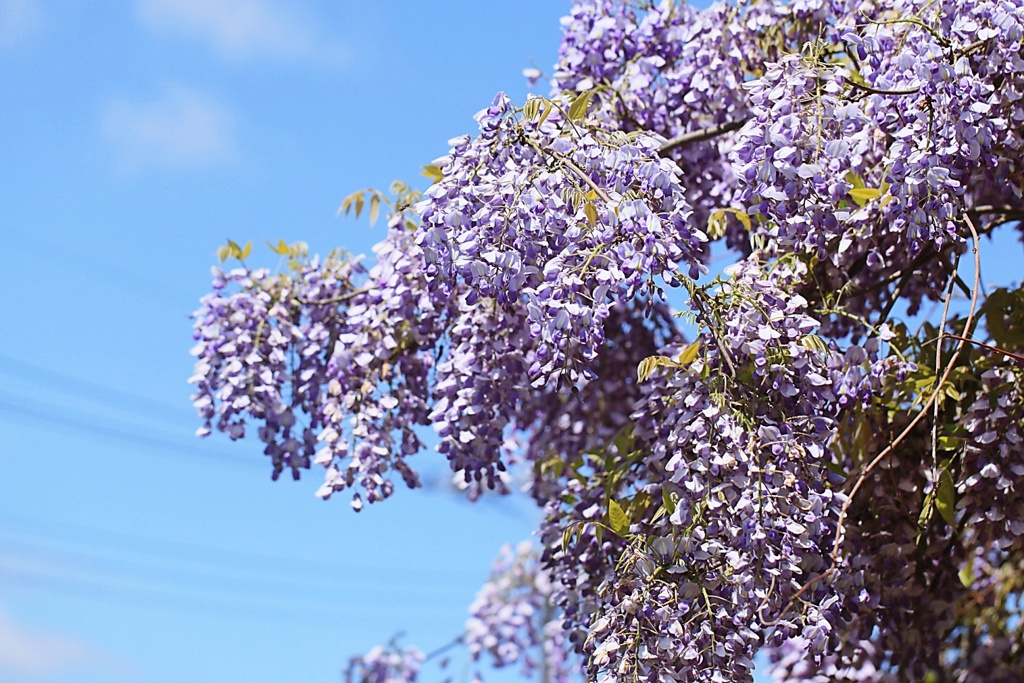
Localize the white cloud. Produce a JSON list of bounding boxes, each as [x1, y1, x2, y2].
[[136, 0, 348, 66], [0, 607, 124, 680], [102, 85, 236, 170], [0, 0, 43, 48]]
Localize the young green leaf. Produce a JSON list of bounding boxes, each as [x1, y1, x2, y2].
[[338, 190, 365, 217], [729, 207, 752, 231], [422, 165, 444, 184], [661, 486, 678, 516], [637, 355, 679, 382], [369, 194, 381, 226], [678, 340, 701, 365], [537, 98, 554, 127], [568, 90, 592, 122], [849, 187, 881, 205], [958, 563, 974, 588], [935, 469, 957, 527], [707, 210, 728, 240], [608, 499, 630, 537]]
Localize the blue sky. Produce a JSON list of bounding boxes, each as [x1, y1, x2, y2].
[[0, 1, 566, 681]]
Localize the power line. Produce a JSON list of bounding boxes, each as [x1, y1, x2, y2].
[[0, 529, 471, 597], [0, 565, 439, 624], [0, 395, 257, 467], [0, 509, 482, 578], [0, 351, 194, 422]]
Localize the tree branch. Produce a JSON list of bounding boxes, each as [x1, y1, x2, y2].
[[777, 212, 983, 621], [658, 118, 750, 155]]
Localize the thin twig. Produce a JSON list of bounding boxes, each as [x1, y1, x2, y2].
[[296, 286, 369, 306], [931, 254, 960, 496], [776, 213, 983, 619], [968, 205, 1024, 223], [944, 334, 1024, 365], [558, 155, 613, 205], [847, 80, 920, 97], [424, 636, 464, 662], [658, 118, 750, 155], [834, 214, 980, 559]]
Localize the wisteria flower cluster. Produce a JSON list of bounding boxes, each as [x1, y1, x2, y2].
[[189, 0, 1024, 680], [540, 256, 916, 682], [344, 642, 424, 683], [465, 542, 580, 682], [417, 90, 706, 493]]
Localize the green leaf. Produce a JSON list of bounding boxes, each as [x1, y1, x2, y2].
[[613, 427, 633, 458], [215, 245, 231, 262], [637, 355, 679, 383], [730, 208, 752, 231], [539, 456, 564, 480], [661, 486, 678, 516], [937, 435, 962, 451], [568, 90, 591, 122], [848, 187, 881, 205], [369, 194, 381, 226], [708, 207, 752, 237], [823, 460, 848, 478], [422, 165, 444, 184], [338, 190, 365, 217], [608, 499, 629, 537], [707, 210, 728, 240], [958, 563, 974, 588], [917, 490, 936, 534], [800, 335, 828, 354], [935, 469, 957, 527], [583, 202, 597, 227], [537, 98, 554, 127], [523, 97, 540, 120], [239, 241, 252, 260], [678, 340, 701, 365]]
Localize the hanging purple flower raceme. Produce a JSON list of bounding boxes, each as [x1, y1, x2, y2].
[[519, 300, 681, 503], [540, 255, 916, 683], [415, 90, 706, 487], [190, 256, 365, 480], [764, 636, 894, 683], [957, 363, 1024, 551], [344, 643, 425, 683], [465, 542, 582, 681], [313, 212, 439, 510]]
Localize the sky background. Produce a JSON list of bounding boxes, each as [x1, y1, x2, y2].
[[0, 1, 568, 681], [0, 1, 1019, 683]]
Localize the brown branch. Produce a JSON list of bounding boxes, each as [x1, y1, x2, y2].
[[296, 286, 368, 307], [834, 214, 981, 553], [658, 118, 750, 155], [968, 205, 1024, 223], [772, 212, 984, 623], [944, 334, 1024, 365], [846, 80, 921, 97]]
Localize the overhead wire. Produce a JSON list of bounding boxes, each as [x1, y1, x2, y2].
[[0, 351, 194, 422], [0, 395, 257, 467], [0, 511, 483, 581]]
